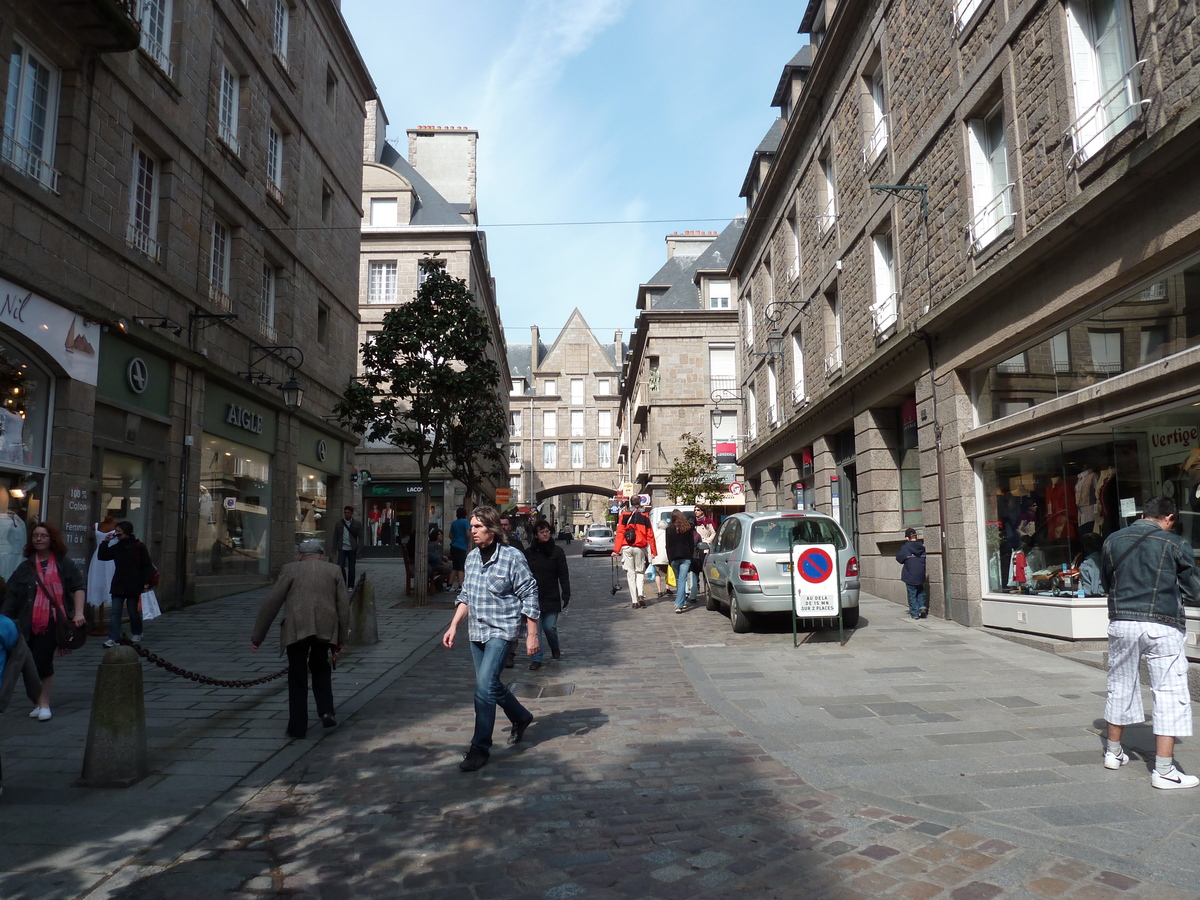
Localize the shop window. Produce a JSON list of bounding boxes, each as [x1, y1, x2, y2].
[[196, 436, 272, 577], [0, 336, 50, 471], [101, 452, 148, 538], [899, 400, 922, 527], [296, 465, 326, 548], [977, 399, 1200, 597]]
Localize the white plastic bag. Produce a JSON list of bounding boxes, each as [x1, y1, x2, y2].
[[140, 589, 162, 621]]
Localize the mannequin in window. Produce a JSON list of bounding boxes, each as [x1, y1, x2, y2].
[[1045, 475, 1077, 541], [1097, 466, 1119, 535], [87, 516, 117, 634], [0, 486, 25, 580], [1075, 465, 1098, 534]]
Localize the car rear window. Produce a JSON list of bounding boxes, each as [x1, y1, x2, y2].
[[588, 528, 612, 537], [749, 517, 846, 553]]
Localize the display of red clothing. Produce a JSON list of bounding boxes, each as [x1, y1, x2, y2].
[[1044, 479, 1077, 540]]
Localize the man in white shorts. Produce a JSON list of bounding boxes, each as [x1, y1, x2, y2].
[[1101, 497, 1200, 789]]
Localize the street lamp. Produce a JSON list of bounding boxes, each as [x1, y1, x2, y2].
[[281, 372, 304, 410]]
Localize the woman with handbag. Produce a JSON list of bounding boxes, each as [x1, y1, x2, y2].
[[97, 521, 155, 647], [0, 522, 86, 721], [665, 510, 698, 614]]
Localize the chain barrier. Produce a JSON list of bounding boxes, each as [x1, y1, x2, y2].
[[117, 636, 288, 688]]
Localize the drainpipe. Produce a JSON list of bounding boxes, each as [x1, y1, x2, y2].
[[918, 331, 953, 619]]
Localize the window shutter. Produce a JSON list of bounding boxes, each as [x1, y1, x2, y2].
[[967, 119, 992, 227]]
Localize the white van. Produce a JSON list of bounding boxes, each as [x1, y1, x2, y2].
[[648, 504, 695, 566]]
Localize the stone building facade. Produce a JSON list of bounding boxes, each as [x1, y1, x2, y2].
[[355, 107, 507, 553], [733, 0, 1200, 644], [0, 0, 374, 603], [619, 222, 746, 513], [506, 310, 624, 531]]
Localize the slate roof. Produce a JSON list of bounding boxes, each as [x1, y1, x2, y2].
[[652, 219, 745, 311], [772, 46, 812, 107], [380, 142, 467, 227]]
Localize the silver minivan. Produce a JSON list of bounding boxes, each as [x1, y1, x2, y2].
[[704, 510, 860, 632]]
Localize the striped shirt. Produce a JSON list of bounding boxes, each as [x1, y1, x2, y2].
[[458, 541, 539, 642]]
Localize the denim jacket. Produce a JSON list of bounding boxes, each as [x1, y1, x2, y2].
[[1101, 519, 1199, 632]]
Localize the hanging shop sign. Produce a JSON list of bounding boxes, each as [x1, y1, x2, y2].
[[298, 423, 342, 475], [0, 276, 100, 385], [96, 333, 170, 417]]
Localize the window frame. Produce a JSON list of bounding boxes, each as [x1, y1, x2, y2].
[[542, 442, 557, 469], [367, 260, 397, 305], [259, 263, 278, 341], [138, 0, 174, 77], [3, 37, 61, 192], [218, 64, 240, 153], [127, 143, 160, 260]]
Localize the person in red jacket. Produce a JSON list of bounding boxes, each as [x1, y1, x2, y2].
[[612, 499, 657, 608]]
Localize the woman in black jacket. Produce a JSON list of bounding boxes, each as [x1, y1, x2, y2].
[[664, 510, 698, 614], [97, 521, 154, 647], [0, 522, 86, 720], [524, 519, 570, 670]]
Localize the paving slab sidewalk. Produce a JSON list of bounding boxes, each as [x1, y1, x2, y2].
[[0, 560, 444, 900], [60, 550, 1200, 900]]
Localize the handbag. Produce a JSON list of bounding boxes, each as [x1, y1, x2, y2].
[[32, 564, 86, 652]]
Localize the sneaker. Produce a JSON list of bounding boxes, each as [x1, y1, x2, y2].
[[529, 661, 543, 670], [131, 634, 142, 643], [459, 746, 489, 771], [918, 608, 928, 618], [1152, 766, 1200, 789], [508, 715, 534, 745], [674, 607, 684, 614], [37, 708, 51, 721], [551, 649, 561, 660], [28, 707, 42, 718], [1103, 750, 1129, 770], [102, 639, 117, 648]]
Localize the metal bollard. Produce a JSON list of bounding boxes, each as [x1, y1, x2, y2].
[[349, 574, 379, 645], [79, 645, 148, 787]]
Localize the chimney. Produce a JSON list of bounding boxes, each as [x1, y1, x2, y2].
[[363, 99, 388, 164], [407, 126, 479, 224], [664, 230, 717, 260], [613, 330, 622, 367], [531, 325, 539, 374]]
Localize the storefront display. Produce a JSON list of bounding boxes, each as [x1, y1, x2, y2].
[[0, 336, 51, 578], [100, 451, 147, 537], [978, 398, 1200, 637], [196, 435, 272, 576], [296, 464, 327, 548]]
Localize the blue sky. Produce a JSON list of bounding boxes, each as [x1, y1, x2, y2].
[[341, 0, 807, 342]]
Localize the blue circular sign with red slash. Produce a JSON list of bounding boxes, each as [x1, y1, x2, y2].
[[797, 548, 834, 584]]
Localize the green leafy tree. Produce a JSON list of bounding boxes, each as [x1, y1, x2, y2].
[[336, 259, 502, 605], [446, 397, 508, 510], [666, 433, 728, 506]]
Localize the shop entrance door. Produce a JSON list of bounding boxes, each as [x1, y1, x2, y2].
[[841, 463, 860, 555]]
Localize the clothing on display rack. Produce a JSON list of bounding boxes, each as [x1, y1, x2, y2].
[[1045, 476, 1078, 541], [0, 510, 24, 581], [1075, 467, 1098, 532], [86, 522, 116, 608]]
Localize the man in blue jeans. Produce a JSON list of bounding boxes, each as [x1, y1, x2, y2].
[[442, 506, 540, 772], [895, 527, 927, 619]]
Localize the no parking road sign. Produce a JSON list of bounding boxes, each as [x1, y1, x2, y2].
[[791, 543, 839, 617]]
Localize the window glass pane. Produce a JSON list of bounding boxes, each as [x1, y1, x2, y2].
[[598, 441, 611, 467], [370, 198, 397, 226], [0, 335, 50, 469], [598, 410, 611, 436], [296, 464, 326, 550], [570, 378, 584, 405], [196, 434, 271, 577], [542, 410, 556, 436], [570, 442, 583, 468], [570, 410, 583, 436], [542, 442, 556, 467], [899, 399, 922, 526]]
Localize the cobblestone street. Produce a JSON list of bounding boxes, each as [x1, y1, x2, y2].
[[5, 550, 1200, 899]]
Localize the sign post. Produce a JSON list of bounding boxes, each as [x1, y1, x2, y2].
[[789, 538, 844, 647]]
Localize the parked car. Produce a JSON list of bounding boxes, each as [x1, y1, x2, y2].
[[582, 525, 614, 556], [704, 510, 860, 633]]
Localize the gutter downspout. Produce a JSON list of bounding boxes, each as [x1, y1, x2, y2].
[[918, 331, 953, 618]]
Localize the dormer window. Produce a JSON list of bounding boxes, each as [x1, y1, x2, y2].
[[370, 197, 397, 226], [810, 1, 827, 49]]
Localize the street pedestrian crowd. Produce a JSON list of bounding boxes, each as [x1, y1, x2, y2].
[[3, 491, 1200, 797]]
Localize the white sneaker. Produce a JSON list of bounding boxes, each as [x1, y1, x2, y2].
[[1151, 766, 1199, 790], [131, 634, 142, 642], [28, 707, 42, 718], [1103, 750, 1129, 770], [37, 708, 51, 721]]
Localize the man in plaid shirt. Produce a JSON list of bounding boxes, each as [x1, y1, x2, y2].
[[443, 506, 540, 771]]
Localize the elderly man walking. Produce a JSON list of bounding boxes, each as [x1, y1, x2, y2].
[[443, 506, 540, 772], [252, 539, 350, 739], [1101, 497, 1200, 789]]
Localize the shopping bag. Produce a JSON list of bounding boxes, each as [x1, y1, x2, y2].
[[140, 589, 162, 621], [644, 564, 656, 583], [666, 566, 676, 589]]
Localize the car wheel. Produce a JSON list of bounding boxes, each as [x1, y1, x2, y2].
[[841, 607, 859, 629], [705, 589, 720, 612], [729, 592, 752, 634]]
